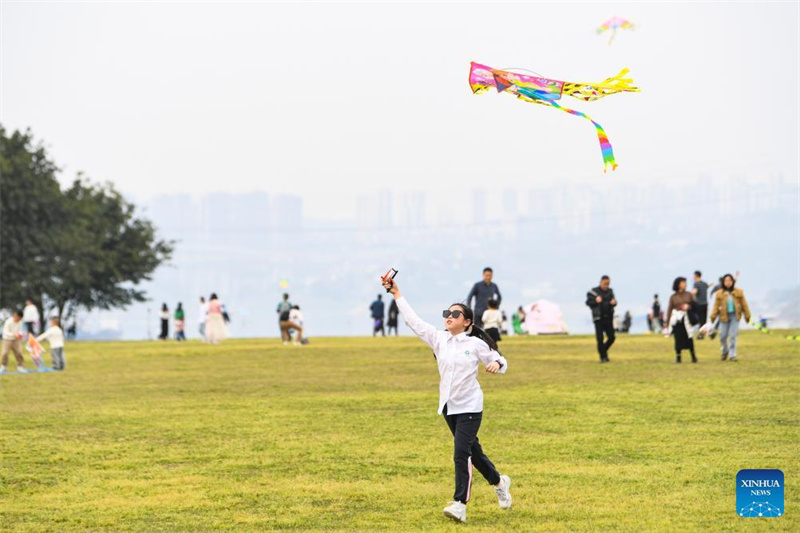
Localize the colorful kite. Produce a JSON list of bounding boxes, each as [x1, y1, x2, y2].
[[597, 16, 635, 45], [25, 333, 46, 368], [468, 62, 640, 171]]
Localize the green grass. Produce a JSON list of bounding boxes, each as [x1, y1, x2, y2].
[[1, 331, 799, 532]]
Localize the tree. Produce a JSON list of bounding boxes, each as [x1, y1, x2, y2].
[[0, 125, 174, 322], [0, 126, 65, 319], [46, 178, 174, 320]]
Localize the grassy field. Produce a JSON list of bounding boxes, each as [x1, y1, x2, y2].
[[1, 331, 798, 532]]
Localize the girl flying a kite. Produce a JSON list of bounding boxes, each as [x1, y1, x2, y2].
[[381, 276, 511, 523]]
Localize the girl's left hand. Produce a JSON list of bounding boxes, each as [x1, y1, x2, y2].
[[485, 361, 500, 373]]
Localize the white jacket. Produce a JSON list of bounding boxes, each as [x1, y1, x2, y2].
[[396, 297, 507, 415], [37, 326, 64, 349]]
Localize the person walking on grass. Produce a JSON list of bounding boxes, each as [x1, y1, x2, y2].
[[666, 277, 697, 363], [709, 274, 751, 362], [466, 267, 502, 329], [37, 317, 66, 370], [370, 294, 385, 336], [382, 276, 512, 523], [586, 275, 617, 363], [707, 270, 740, 340], [0, 311, 28, 374]]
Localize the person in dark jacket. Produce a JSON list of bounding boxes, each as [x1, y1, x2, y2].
[[370, 295, 386, 336], [387, 299, 399, 336], [586, 275, 617, 363], [666, 277, 697, 363], [466, 267, 502, 328]]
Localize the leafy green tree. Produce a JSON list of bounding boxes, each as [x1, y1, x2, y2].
[[48, 178, 174, 319], [0, 126, 65, 319], [0, 125, 174, 322]]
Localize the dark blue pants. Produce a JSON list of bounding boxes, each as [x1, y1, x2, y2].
[[443, 406, 501, 503]]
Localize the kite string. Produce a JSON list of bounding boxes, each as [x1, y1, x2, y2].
[[499, 67, 543, 77]]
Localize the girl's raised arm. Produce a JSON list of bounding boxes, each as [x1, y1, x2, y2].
[[383, 279, 438, 350]]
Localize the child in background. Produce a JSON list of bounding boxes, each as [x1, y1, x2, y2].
[[289, 305, 308, 344], [481, 299, 503, 343], [1, 311, 28, 374], [37, 317, 66, 370]]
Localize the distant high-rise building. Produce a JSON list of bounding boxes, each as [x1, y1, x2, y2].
[[398, 191, 426, 227], [356, 190, 392, 230], [272, 194, 303, 230], [502, 189, 518, 219], [473, 189, 487, 225]]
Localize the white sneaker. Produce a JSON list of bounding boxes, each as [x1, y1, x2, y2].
[[0, 365, 6, 374], [494, 474, 512, 509], [443, 501, 467, 523], [17, 367, 30, 374]]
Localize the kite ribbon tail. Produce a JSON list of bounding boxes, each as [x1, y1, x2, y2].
[[543, 100, 618, 172]]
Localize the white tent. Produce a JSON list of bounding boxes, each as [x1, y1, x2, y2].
[[524, 299, 568, 334]]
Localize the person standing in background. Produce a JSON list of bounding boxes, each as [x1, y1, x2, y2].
[[692, 271, 709, 339], [198, 296, 208, 340], [481, 299, 503, 343], [0, 311, 27, 374], [22, 299, 39, 336], [206, 293, 229, 345], [387, 299, 399, 336], [370, 295, 386, 337], [37, 317, 66, 370], [466, 267, 502, 329], [174, 303, 186, 341], [512, 306, 527, 335], [650, 294, 663, 333], [158, 303, 169, 340], [586, 275, 617, 363], [276, 293, 292, 337]]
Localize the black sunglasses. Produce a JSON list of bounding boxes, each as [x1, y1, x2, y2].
[[442, 310, 464, 319]]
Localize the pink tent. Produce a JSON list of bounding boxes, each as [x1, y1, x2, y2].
[[524, 299, 568, 334]]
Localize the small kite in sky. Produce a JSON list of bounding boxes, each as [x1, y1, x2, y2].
[[597, 16, 635, 45], [469, 62, 640, 171]]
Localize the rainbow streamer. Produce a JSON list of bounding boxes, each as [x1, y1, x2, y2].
[[469, 62, 639, 172], [540, 99, 617, 172]]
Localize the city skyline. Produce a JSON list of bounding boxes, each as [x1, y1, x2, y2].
[[73, 172, 798, 340]]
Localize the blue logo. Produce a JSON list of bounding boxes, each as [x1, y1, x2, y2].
[[737, 469, 784, 517]]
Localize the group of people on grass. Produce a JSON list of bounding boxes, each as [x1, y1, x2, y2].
[[158, 294, 230, 344], [2, 301, 66, 374], [276, 293, 306, 345], [590, 270, 750, 364]]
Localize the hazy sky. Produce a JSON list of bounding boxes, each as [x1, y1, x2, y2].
[[2, 1, 798, 218]]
